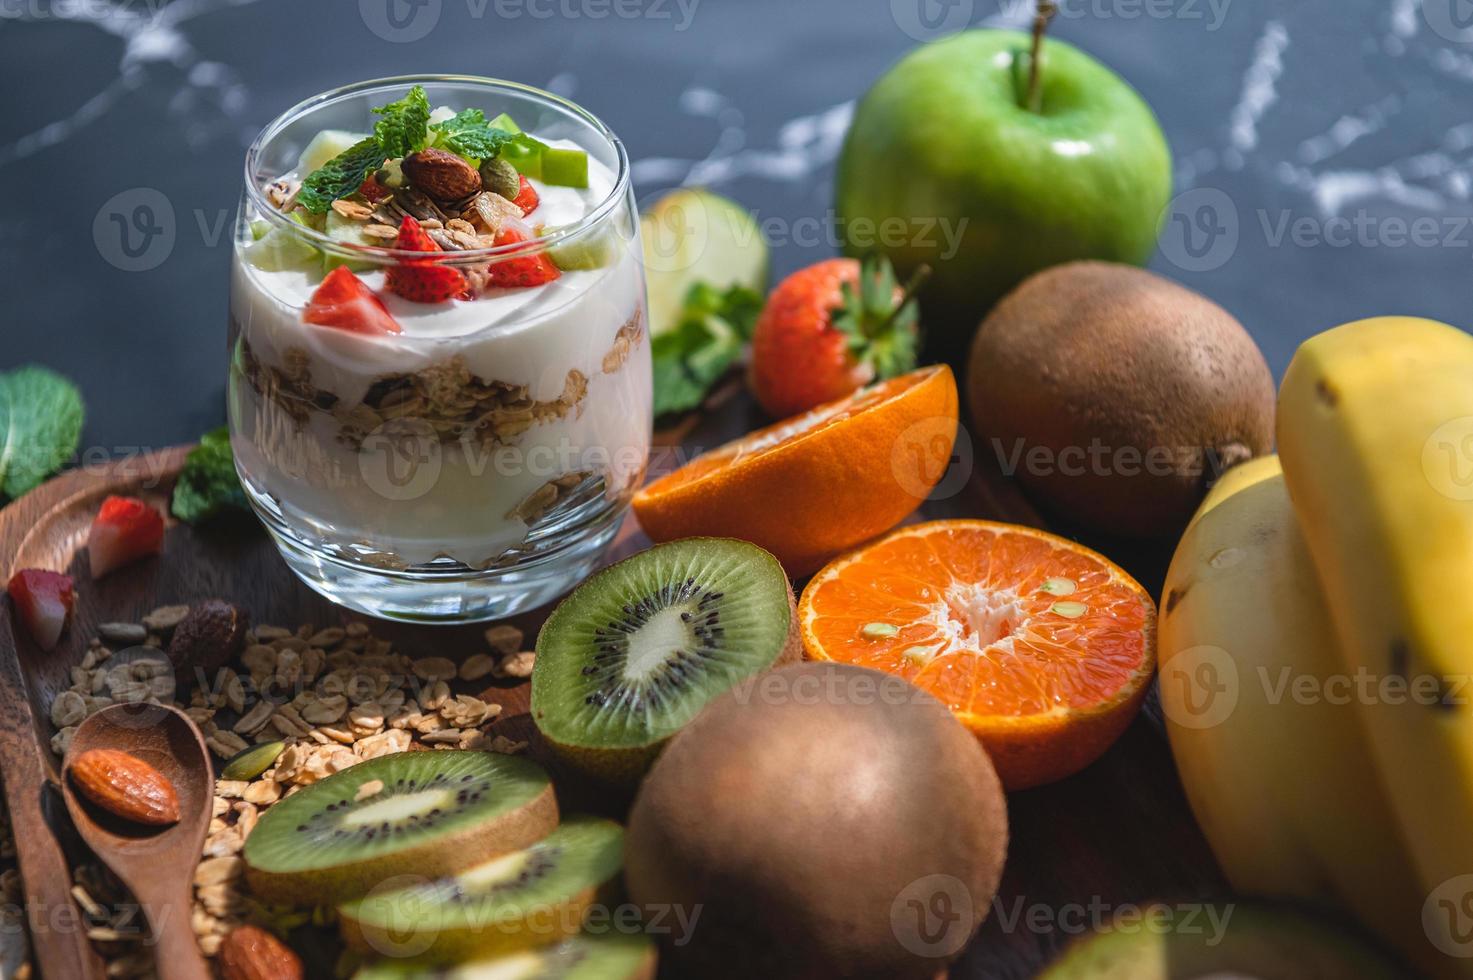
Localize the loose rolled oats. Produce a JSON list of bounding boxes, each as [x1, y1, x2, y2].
[[37, 610, 527, 973]]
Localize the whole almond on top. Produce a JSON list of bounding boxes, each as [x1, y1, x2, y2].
[[68, 749, 181, 826], [402, 148, 482, 201], [218, 925, 303, 980]]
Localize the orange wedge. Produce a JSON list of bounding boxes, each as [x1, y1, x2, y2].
[[799, 519, 1156, 789], [633, 365, 958, 575]]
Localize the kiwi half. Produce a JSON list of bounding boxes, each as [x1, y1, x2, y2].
[[531, 538, 801, 782], [352, 932, 656, 979], [340, 816, 625, 964], [243, 751, 558, 906]]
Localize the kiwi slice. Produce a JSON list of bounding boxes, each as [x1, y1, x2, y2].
[[352, 932, 656, 979], [243, 751, 558, 907], [532, 538, 800, 782], [340, 817, 625, 964]]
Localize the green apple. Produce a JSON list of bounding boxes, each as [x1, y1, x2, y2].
[[835, 30, 1171, 363]]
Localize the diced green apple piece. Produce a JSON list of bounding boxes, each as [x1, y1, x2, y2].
[[549, 226, 624, 271], [246, 212, 320, 272], [489, 113, 522, 134], [503, 140, 545, 180], [541, 147, 589, 188], [322, 209, 376, 274], [296, 130, 369, 176], [428, 105, 458, 126]]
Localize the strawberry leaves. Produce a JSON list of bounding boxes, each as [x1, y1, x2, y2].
[[830, 257, 927, 383]]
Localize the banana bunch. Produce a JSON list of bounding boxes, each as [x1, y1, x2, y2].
[[1162, 316, 1473, 978]]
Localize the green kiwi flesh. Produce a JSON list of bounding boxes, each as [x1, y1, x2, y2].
[[1037, 901, 1408, 979], [531, 538, 800, 780], [351, 931, 656, 979], [243, 751, 558, 907], [340, 816, 625, 964]]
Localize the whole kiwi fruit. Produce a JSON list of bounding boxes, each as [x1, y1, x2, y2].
[[967, 261, 1275, 538], [624, 662, 1008, 980]]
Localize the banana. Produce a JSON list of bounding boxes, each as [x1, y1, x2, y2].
[[1279, 316, 1473, 975], [1160, 457, 1429, 972]]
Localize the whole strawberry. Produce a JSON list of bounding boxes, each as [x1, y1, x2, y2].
[[749, 257, 925, 418]]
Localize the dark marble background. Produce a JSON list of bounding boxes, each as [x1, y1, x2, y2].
[[2, 0, 1470, 459]]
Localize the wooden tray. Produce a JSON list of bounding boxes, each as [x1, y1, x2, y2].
[[0, 394, 1226, 979]]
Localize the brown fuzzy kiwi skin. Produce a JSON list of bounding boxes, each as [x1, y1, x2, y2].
[[243, 779, 558, 907], [536, 558, 802, 787], [623, 662, 1008, 980], [966, 261, 1275, 538]]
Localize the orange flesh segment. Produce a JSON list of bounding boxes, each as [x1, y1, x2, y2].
[[646, 369, 930, 490], [805, 524, 1150, 718]]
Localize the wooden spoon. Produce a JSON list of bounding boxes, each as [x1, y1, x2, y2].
[[62, 703, 214, 980]]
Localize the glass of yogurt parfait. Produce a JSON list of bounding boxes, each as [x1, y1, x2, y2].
[[229, 77, 650, 622]]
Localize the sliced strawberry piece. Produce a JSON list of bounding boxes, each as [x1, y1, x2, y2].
[[384, 216, 472, 303], [87, 495, 164, 579], [304, 267, 402, 335], [512, 175, 540, 216], [357, 176, 391, 203], [8, 569, 75, 651], [484, 226, 561, 289], [386, 262, 473, 303], [392, 215, 441, 254]]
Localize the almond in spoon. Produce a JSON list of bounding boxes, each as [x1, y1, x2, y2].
[[68, 748, 181, 826]]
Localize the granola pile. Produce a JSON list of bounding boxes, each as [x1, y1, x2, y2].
[[237, 307, 643, 453], [43, 606, 537, 978]]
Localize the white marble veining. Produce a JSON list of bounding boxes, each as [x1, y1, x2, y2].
[[0, 0, 256, 164]]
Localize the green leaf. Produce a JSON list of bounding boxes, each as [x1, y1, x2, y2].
[[431, 123, 536, 164], [0, 366, 83, 500], [171, 427, 249, 523], [830, 256, 921, 382], [297, 137, 387, 214], [651, 283, 763, 418], [432, 108, 487, 134], [372, 85, 431, 159]]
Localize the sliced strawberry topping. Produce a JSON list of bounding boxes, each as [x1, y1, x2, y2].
[[357, 176, 391, 203], [392, 215, 441, 254], [484, 226, 561, 289], [87, 495, 165, 579], [512, 175, 540, 216], [305, 267, 402, 335], [385, 216, 472, 303], [7, 569, 75, 651]]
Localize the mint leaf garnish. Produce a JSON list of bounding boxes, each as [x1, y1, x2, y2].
[[297, 138, 386, 214], [372, 85, 431, 159], [0, 366, 84, 500], [432, 108, 487, 133], [172, 427, 249, 523], [652, 283, 763, 418]]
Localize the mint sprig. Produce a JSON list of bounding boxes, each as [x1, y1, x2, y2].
[[0, 366, 84, 500], [297, 138, 387, 214], [296, 86, 539, 213], [372, 85, 432, 159], [652, 283, 764, 418], [171, 427, 249, 524]]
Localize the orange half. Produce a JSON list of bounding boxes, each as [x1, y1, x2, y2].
[[633, 365, 958, 575], [799, 519, 1157, 789]]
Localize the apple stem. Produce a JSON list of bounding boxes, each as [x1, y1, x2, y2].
[[1026, 0, 1058, 113]]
